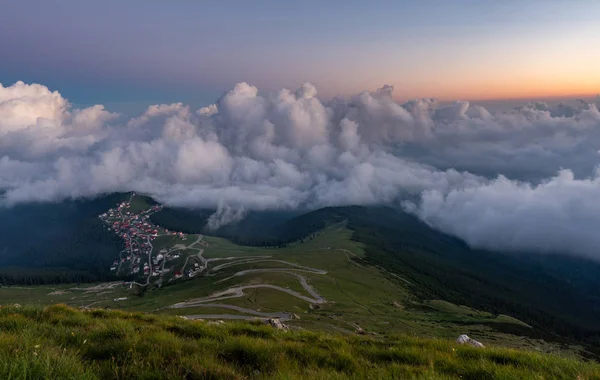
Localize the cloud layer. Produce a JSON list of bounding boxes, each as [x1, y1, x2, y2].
[[1, 81, 600, 258]]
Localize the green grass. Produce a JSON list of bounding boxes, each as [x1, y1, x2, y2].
[[0, 226, 588, 358], [122, 195, 154, 214], [426, 300, 493, 317], [0, 304, 598, 380], [495, 314, 532, 328]]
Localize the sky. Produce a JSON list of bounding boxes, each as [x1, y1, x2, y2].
[[2, 1, 600, 260], [1, 0, 599, 109]]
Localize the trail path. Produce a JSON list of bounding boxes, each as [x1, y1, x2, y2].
[[169, 251, 328, 318]]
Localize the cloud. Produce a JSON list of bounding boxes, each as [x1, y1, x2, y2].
[[0, 81, 67, 133], [206, 203, 247, 231], [404, 169, 600, 259], [1, 80, 600, 258]]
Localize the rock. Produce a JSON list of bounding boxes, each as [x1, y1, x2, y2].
[[456, 334, 484, 348], [207, 320, 225, 326], [268, 318, 289, 330]]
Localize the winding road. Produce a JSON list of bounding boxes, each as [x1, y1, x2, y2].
[[102, 194, 332, 321], [168, 253, 328, 320], [176, 303, 292, 321]]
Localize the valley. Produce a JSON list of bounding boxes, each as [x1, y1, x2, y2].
[[0, 194, 591, 360]]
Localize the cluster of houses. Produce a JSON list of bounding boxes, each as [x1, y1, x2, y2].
[[98, 199, 190, 283], [168, 264, 202, 283]]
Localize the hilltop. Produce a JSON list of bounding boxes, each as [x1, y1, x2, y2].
[[0, 304, 598, 379]]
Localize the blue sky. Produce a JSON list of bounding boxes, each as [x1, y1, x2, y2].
[[1, 0, 599, 110]]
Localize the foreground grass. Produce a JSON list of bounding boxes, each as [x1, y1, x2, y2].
[[0, 305, 598, 379]]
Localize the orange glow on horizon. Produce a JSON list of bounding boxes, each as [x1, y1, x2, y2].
[[315, 27, 600, 103], [320, 71, 600, 103], [320, 81, 600, 103], [429, 83, 600, 102]]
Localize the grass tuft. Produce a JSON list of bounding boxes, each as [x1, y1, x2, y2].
[[0, 304, 597, 379]]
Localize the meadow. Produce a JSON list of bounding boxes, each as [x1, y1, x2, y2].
[[0, 304, 598, 379], [0, 225, 585, 359]]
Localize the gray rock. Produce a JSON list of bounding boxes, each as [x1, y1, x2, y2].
[[456, 334, 484, 348], [268, 318, 289, 330]]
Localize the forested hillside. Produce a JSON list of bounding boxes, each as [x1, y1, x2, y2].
[[0, 194, 128, 285], [150, 206, 319, 246], [344, 207, 600, 351]]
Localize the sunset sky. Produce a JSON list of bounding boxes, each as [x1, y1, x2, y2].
[[1, 0, 599, 108]]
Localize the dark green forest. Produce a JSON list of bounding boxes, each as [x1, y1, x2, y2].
[[0, 194, 128, 285], [150, 207, 317, 246]]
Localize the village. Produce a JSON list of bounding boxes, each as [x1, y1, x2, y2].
[[98, 194, 207, 288], [94, 194, 328, 325]]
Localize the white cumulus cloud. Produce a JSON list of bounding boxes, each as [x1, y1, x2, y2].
[[1, 80, 600, 258]]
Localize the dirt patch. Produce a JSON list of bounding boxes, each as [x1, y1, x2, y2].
[[48, 290, 70, 296]]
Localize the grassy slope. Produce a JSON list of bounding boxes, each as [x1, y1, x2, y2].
[[150, 204, 600, 353], [3, 196, 600, 375], [0, 226, 586, 358], [345, 206, 600, 345], [0, 304, 599, 380], [0, 195, 592, 359]]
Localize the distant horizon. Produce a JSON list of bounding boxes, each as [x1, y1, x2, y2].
[[4, 78, 597, 116], [65, 90, 600, 117]]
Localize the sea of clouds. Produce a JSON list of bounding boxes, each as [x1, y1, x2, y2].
[[1, 81, 600, 258]]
